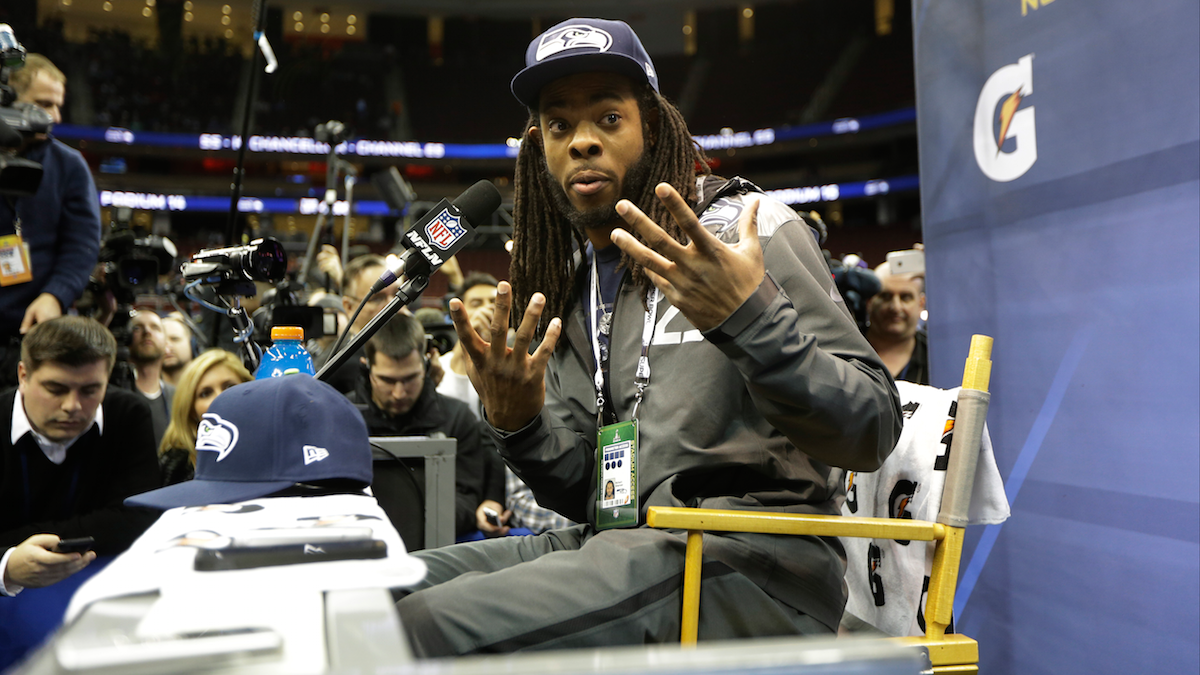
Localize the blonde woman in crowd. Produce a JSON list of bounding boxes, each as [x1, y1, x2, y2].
[[158, 349, 252, 485]]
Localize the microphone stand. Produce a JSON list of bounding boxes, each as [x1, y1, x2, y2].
[[225, 0, 269, 248], [340, 162, 356, 275], [315, 274, 429, 383], [298, 144, 341, 288], [183, 280, 262, 373], [227, 302, 260, 373], [215, 0, 269, 350]]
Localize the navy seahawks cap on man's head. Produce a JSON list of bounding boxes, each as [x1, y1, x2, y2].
[[511, 18, 659, 108], [126, 376, 372, 510]]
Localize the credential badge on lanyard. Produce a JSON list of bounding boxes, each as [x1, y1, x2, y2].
[[591, 261, 659, 530], [0, 215, 32, 287]]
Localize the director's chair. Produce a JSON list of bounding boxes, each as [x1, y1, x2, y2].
[[648, 335, 998, 674]]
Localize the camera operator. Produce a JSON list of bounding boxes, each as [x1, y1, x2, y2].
[[126, 310, 175, 447], [0, 54, 101, 388]]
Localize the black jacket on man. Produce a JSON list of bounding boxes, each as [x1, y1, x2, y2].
[[1, 386, 161, 555], [349, 375, 503, 544], [897, 329, 931, 386]]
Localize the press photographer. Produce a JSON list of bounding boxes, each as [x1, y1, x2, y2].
[[0, 25, 101, 389]]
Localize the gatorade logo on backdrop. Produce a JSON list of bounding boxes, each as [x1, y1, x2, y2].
[[974, 54, 1038, 182], [195, 413, 239, 461], [868, 543, 886, 606], [535, 25, 613, 61], [888, 479, 918, 546]]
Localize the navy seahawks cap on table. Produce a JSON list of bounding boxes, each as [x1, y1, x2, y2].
[[126, 375, 371, 510], [511, 18, 659, 108]]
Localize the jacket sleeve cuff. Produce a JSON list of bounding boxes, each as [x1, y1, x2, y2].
[[702, 274, 781, 344], [486, 411, 544, 449], [31, 288, 67, 312], [0, 547, 24, 597]]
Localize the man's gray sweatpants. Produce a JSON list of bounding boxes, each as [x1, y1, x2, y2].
[[394, 524, 830, 657]]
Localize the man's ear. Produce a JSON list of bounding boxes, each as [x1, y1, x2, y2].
[[645, 105, 660, 149], [528, 125, 542, 147], [16, 362, 26, 389]]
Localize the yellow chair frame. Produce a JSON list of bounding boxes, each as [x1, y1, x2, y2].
[[647, 335, 994, 674]]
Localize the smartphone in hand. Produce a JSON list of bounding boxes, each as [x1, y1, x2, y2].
[[54, 536, 95, 554], [482, 507, 502, 527], [886, 249, 925, 276]]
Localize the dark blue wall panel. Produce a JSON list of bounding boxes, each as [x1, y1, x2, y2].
[[913, 1, 1199, 673]]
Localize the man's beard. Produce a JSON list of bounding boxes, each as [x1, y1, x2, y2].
[[130, 343, 164, 365], [544, 149, 653, 236]]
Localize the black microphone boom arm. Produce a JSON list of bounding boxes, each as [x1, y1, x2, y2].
[[315, 274, 429, 382]]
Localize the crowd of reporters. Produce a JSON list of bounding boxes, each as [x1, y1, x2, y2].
[[0, 228, 581, 575], [0, 37, 928, 669]]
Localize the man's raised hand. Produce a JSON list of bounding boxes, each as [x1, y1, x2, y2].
[[611, 183, 764, 331], [448, 281, 560, 431]]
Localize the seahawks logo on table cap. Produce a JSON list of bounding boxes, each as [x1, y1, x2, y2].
[[195, 413, 240, 462], [535, 25, 613, 61]]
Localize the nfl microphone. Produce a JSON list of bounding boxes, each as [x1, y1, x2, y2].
[[318, 180, 502, 383], [367, 179, 502, 296]]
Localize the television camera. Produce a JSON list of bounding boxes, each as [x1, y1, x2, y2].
[[0, 23, 52, 197], [74, 211, 179, 389], [94, 210, 179, 307]]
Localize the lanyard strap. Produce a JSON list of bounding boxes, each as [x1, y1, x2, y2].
[[589, 258, 659, 425], [3, 197, 20, 237]]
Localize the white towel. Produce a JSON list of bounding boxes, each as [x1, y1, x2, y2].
[[841, 381, 1009, 636]]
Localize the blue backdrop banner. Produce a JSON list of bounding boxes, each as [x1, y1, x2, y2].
[[913, 1, 1199, 673]]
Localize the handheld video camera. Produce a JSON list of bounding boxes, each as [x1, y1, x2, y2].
[[181, 238, 287, 296], [0, 23, 51, 197]]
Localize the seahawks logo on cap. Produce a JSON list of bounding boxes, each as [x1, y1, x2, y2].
[[195, 413, 239, 462], [536, 25, 613, 61]]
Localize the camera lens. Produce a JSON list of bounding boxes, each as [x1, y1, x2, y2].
[[245, 238, 286, 282]]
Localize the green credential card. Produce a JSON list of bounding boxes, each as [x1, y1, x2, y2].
[[596, 419, 638, 530]]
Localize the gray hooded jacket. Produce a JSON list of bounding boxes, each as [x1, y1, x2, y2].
[[495, 177, 903, 630]]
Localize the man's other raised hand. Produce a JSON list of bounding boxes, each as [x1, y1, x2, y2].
[[611, 183, 764, 332], [448, 281, 561, 431]]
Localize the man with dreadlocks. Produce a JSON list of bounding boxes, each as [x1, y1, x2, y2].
[[393, 19, 902, 656]]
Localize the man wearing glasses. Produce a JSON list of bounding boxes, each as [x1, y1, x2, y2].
[[351, 313, 502, 546]]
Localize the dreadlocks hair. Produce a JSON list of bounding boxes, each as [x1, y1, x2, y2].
[[509, 84, 711, 337]]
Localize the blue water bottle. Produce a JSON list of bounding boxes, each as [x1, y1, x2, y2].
[[255, 326, 316, 379]]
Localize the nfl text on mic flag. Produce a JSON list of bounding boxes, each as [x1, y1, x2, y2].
[[370, 180, 502, 295]]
